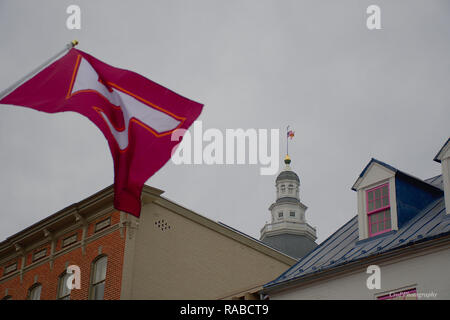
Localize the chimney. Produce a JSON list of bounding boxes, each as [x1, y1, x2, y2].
[[434, 138, 450, 214]]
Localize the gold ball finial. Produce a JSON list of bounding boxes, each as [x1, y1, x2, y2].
[[71, 40, 79, 47], [284, 154, 291, 165]]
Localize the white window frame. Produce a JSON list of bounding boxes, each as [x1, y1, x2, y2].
[[89, 255, 108, 300]]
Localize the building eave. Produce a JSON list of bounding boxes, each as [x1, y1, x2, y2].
[[0, 184, 165, 257], [0, 185, 113, 254], [152, 195, 297, 266], [261, 231, 450, 295], [0, 182, 296, 268]]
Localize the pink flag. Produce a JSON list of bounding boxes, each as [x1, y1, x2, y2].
[[0, 48, 203, 217], [287, 130, 295, 139]]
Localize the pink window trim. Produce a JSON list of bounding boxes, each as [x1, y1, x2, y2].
[[377, 288, 417, 300], [366, 183, 390, 214], [366, 183, 391, 237], [368, 219, 391, 237]]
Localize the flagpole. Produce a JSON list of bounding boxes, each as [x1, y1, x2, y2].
[[0, 40, 79, 100], [286, 125, 289, 156]]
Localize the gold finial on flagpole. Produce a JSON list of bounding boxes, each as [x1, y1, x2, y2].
[[284, 154, 291, 165], [71, 40, 79, 47]]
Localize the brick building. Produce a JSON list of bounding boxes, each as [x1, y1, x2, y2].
[[0, 185, 295, 300]]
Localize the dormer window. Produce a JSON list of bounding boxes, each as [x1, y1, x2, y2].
[[367, 183, 391, 237], [354, 158, 443, 241], [281, 185, 286, 194]]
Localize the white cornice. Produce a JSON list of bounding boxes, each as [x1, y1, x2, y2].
[[0, 184, 164, 258], [0, 223, 121, 283]]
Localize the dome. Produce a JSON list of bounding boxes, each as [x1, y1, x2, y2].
[[276, 155, 300, 183], [276, 170, 300, 183]]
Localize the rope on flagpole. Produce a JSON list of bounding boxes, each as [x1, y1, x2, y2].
[[0, 40, 79, 100]]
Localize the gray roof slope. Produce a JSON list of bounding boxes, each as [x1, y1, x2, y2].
[[265, 175, 450, 289], [425, 175, 443, 190]]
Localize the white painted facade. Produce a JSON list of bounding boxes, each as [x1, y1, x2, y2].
[[269, 244, 450, 300]]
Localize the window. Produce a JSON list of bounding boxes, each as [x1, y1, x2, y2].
[[32, 248, 47, 262], [377, 288, 417, 300], [57, 272, 72, 300], [95, 217, 111, 233], [280, 185, 286, 193], [366, 183, 391, 237], [62, 234, 77, 247], [288, 184, 294, 194], [90, 256, 107, 300], [278, 212, 283, 218], [4, 263, 17, 275], [28, 284, 42, 300], [290, 211, 295, 217]]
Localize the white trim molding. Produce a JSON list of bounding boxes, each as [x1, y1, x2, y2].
[[434, 139, 450, 214]]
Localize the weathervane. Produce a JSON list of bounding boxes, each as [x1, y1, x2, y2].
[[286, 125, 295, 156]]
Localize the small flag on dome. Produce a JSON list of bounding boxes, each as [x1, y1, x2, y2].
[[287, 130, 295, 139]]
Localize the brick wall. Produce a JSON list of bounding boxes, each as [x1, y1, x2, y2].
[[0, 211, 126, 300]]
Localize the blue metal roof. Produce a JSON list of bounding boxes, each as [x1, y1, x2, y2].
[[264, 174, 450, 289]]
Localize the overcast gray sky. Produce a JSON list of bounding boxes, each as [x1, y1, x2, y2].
[[0, 0, 449, 244]]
